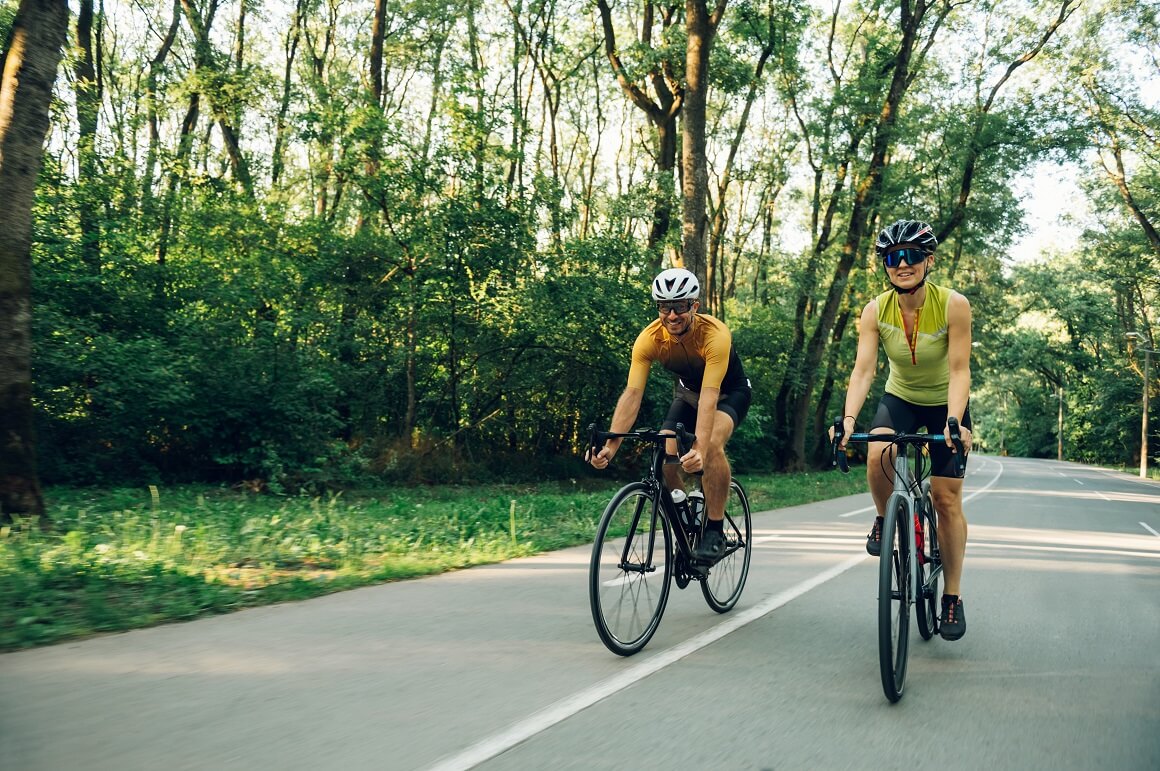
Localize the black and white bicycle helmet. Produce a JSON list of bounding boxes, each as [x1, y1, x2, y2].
[[875, 219, 938, 257], [651, 268, 700, 301]]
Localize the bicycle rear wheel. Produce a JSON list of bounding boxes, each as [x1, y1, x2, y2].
[[589, 482, 673, 656], [701, 480, 752, 612], [915, 492, 940, 641], [878, 496, 911, 702]]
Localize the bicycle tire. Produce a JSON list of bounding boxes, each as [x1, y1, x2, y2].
[[700, 480, 753, 612], [589, 482, 673, 656], [915, 492, 940, 641], [878, 495, 911, 702]]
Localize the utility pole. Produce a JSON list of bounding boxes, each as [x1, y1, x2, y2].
[[1127, 333, 1156, 479]]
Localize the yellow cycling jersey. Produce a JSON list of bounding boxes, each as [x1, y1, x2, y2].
[[627, 313, 747, 392], [876, 283, 951, 406]]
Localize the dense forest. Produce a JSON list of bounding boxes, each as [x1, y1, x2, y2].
[[2, 0, 1157, 505]]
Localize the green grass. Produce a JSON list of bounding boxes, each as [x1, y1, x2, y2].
[[0, 470, 867, 651]]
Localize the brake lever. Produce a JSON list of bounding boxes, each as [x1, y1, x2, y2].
[[585, 423, 604, 463], [674, 422, 697, 458], [947, 416, 966, 477], [831, 416, 850, 473]]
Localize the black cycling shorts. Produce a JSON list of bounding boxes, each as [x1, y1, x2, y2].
[[662, 381, 752, 433], [870, 393, 971, 478]]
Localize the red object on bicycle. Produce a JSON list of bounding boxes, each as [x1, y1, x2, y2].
[[915, 513, 925, 564]]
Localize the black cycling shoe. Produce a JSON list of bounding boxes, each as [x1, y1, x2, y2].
[[940, 594, 966, 640], [693, 528, 726, 564], [866, 516, 884, 556]]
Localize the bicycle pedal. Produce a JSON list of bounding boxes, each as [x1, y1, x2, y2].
[[685, 557, 709, 573]]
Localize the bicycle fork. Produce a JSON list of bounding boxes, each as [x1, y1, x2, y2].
[[618, 493, 661, 574]]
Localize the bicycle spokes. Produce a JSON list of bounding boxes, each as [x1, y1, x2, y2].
[[701, 481, 752, 613], [590, 485, 673, 656]]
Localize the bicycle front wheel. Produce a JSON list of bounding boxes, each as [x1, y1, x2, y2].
[[701, 480, 752, 612], [878, 496, 911, 702], [589, 482, 673, 656], [915, 492, 940, 641]]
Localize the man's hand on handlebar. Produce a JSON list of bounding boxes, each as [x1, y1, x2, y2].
[[586, 444, 614, 470], [679, 444, 704, 474]]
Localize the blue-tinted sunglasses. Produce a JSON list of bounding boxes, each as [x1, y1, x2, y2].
[[882, 248, 929, 268]]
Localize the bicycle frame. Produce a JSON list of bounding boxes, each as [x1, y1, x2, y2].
[[832, 419, 963, 593], [830, 416, 964, 700], [589, 424, 701, 570], [880, 441, 941, 609], [588, 421, 755, 655]]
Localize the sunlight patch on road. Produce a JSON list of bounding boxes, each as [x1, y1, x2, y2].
[[969, 541, 1159, 561], [970, 524, 1160, 552], [978, 488, 1157, 505]]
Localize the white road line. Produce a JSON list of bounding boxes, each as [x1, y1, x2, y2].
[[1142, 522, 1160, 538], [838, 502, 877, 518], [426, 553, 866, 771], [963, 458, 1003, 503]]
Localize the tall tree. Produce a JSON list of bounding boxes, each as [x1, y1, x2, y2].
[[596, 0, 682, 261], [679, 0, 727, 283], [0, 0, 68, 520], [73, 0, 102, 273]]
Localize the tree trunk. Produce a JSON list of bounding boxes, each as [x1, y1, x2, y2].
[[271, 0, 303, 185], [707, 15, 777, 315], [74, 0, 101, 273], [680, 0, 726, 287], [937, 0, 1078, 248], [781, 0, 930, 470], [596, 0, 682, 264], [0, 0, 69, 522], [142, 0, 181, 216]]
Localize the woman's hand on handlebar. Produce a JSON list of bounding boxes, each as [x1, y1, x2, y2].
[[943, 422, 972, 455], [828, 415, 856, 450]]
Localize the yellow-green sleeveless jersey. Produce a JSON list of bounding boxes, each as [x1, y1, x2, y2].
[[876, 283, 951, 406]]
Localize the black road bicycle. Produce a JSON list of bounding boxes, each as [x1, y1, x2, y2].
[[586, 423, 752, 656], [831, 416, 965, 702]]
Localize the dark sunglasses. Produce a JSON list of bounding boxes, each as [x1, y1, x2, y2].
[[657, 300, 694, 316], [882, 248, 929, 268]]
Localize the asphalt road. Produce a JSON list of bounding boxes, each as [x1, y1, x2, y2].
[[2, 456, 1158, 770]]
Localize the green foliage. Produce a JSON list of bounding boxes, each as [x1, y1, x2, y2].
[[18, 0, 1159, 493]]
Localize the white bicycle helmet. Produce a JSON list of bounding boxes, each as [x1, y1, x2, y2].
[[651, 268, 700, 301]]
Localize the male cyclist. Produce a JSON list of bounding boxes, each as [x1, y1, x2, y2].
[[831, 220, 973, 640], [588, 268, 751, 564]]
